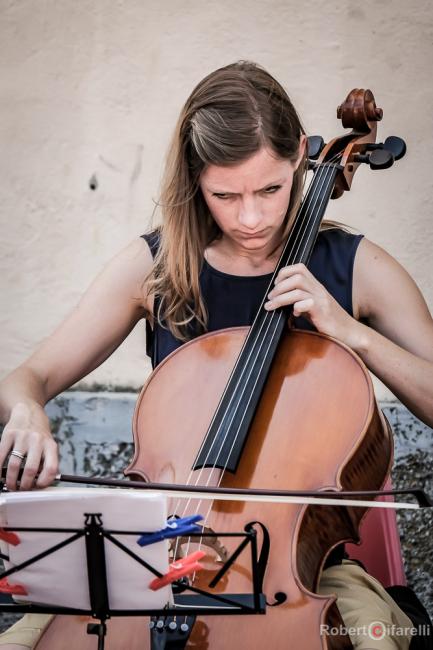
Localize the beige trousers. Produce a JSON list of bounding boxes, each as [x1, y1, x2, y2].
[[318, 560, 415, 649], [0, 614, 53, 648], [0, 561, 415, 649]]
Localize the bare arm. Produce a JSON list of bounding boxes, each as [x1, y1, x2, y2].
[[350, 237, 433, 426], [0, 237, 154, 489]]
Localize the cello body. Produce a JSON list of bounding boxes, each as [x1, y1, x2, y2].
[[36, 327, 391, 649]]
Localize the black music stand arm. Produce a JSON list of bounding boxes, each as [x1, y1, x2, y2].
[[84, 513, 109, 649]]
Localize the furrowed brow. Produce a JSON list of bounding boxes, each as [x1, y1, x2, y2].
[[207, 178, 286, 194]]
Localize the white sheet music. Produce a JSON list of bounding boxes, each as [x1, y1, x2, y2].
[[0, 487, 172, 610]]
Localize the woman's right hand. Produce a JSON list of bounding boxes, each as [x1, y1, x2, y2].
[[0, 402, 59, 491]]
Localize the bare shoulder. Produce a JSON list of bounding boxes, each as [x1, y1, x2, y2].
[[98, 236, 155, 313], [22, 236, 155, 400], [353, 237, 433, 359]]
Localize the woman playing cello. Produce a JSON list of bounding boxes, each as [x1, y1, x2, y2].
[[0, 61, 432, 649]]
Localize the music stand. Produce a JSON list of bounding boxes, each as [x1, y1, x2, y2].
[[0, 489, 266, 649]]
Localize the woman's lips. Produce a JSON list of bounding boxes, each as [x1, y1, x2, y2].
[[237, 229, 267, 238]]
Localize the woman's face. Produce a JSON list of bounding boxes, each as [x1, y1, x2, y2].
[[199, 141, 305, 254]]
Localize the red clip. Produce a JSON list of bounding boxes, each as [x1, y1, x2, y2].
[[149, 550, 206, 591], [0, 528, 20, 546], [0, 577, 28, 596]]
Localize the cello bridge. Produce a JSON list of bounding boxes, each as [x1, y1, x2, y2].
[[169, 525, 228, 563]]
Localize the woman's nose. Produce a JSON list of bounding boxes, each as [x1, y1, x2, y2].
[[238, 199, 262, 230]]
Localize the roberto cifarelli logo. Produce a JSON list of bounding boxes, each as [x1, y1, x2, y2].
[[320, 621, 431, 641]]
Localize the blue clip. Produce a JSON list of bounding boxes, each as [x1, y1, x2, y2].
[[137, 514, 203, 547]]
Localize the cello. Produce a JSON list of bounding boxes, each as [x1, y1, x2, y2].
[[36, 89, 409, 649]]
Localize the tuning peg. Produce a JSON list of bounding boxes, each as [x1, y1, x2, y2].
[[307, 136, 324, 160], [354, 149, 394, 170], [383, 136, 406, 161], [366, 136, 406, 161], [368, 149, 394, 170]]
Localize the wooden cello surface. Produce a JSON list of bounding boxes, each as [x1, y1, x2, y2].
[[37, 328, 391, 649]]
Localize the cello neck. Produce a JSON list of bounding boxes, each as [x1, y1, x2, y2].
[[277, 162, 339, 270]]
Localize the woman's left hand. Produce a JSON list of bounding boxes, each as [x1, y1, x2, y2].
[[264, 263, 363, 349]]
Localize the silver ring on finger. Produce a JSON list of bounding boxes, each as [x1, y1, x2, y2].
[[10, 450, 26, 461]]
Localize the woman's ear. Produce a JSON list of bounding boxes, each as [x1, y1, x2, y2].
[[294, 134, 307, 170]]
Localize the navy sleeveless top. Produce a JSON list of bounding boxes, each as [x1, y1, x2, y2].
[[141, 228, 363, 369]]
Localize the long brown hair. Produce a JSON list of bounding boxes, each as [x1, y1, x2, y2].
[[147, 61, 307, 341]]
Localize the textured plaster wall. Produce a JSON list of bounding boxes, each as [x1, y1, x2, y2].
[[0, 1, 432, 398]]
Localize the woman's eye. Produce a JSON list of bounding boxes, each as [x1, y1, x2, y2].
[[212, 186, 281, 200]]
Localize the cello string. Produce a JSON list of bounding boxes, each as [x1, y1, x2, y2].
[[166, 159, 331, 588], [169, 155, 336, 522], [167, 158, 324, 522], [182, 161, 340, 596], [174, 158, 339, 557], [211, 163, 339, 481], [197, 161, 340, 496], [172, 157, 339, 536], [176, 156, 341, 614], [197, 160, 339, 486]]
